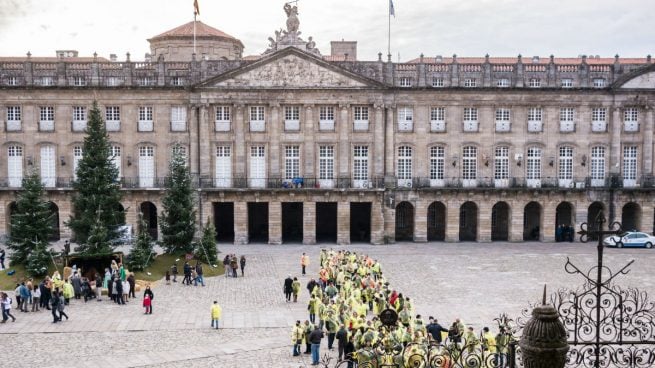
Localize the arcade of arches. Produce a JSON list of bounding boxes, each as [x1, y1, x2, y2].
[[1, 192, 654, 245]]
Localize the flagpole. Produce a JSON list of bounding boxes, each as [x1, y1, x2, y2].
[[387, 0, 391, 60], [193, 12, 197, 55]]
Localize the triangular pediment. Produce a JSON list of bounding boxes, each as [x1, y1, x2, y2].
[[198, 48, 383, 89], [614, 64, 655, 90]]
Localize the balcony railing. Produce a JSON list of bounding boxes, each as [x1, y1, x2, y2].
[[198, 177, 385, 190]]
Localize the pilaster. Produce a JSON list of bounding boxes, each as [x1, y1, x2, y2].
[[199, 104, 211, 176], [269, 201, 282, 245], [478, 200, 492, 242], [370, 198, 384, 244], [234, 201, 248, 245], [269, 104, 281, 178], [374, 105, 385, 178], [304, 105, 315, 177], [445, 200, 460, 242], [385, 107, 395, 176], [610, 107, 621, 174], [413, 198, 428, 242], [510, 201, 524, 242], [303, 201, 316, 245], [234, 104, 246, 177], [339, 105, 350, 177], [337, 201, 350, 245], [644, 107, 654, 175], [188, 106, 199, 176]]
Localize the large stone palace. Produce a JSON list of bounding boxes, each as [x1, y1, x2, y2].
[[1, 9, 654, 245]]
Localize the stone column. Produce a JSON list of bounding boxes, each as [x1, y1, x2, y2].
[[337, 201, 350, 245], [542, 202, 556, 242], [383, 205, 396, 243], [234, 104, 246, 178], [510, 201, 525, 242], [610, 107, 621, 174], [644, 107, 654, 175], [198, 104, 211, 177], [189, 106, 199, 176], [268, 201, 282, 245], [445, 200, 460, 242], [371, 197, 385, 244], [374, 105, 385, 178], [304, 105, 315, 178], [478, 200, 492, 242], [339, 105, 350, 178], [413, 198, 427, 242], [269, 105, 281, 179], [385, 107, 395, 177], [303, 201, 316, 245], [641, 203, 653, 233], [234, 201, 248, 245]]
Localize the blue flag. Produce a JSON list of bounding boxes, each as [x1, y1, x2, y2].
[[389, 0, 395, 17]]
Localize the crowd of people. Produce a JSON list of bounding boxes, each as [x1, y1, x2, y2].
[[289, 249, 514, 367], [222, 254, 246, 278], [167, 260, 208, 286]]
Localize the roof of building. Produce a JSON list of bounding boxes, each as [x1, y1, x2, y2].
[[0, 56, 109, 63], [406, 56, 650, 65], [149, 21, 241, 44]]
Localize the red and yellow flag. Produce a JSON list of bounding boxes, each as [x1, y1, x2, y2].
[[194, 0, 200, 15]]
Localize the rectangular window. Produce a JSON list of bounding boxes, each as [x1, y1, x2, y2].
[[138, 146, 155, 188], [464, 78, 477, 88], [462, 146, 477, 187], [73, 146, 84, 180], [353, 106, 369, 131], [215, 146, 232, 188], [527, 107, 543, 132], [497, 78, 510, 87], [397, 146, 413, 187], [72, 106, 87, 132], [526, 147, 541, 187], [319, 106, 335, 131], [284, 146, 300, 180], [105, 106, 120, 131], [137, 77, 153, 86], [432, 77, 444, 87], [39, 76, 54, 86], [138, 106, 154, 132], [558, 146, 573, 187], [429, 146, 445, 186], [110, 146, 121, 178], [7, 76, 18, 86], [590, 146, 605, 187], [353, 146, 369, 188], [40, 145, 56, 187], [561, 78, 573, 88], [399, 77, 412, 87], [171, 106, 187, 132], [249, 146, 266, 188], [8, 145, 23, 187], [171, 77, 184, 86], [397, 107, 413, 132], [624, 107, 639, 132], [463, 107, 478, 132], [495, 108, 511, 132], [284, 106, 300, 131], [6, 106, 21, 131], [430, 107, 446, 132], [529, 78, 541, 88], [623, 146, 638, 187], [593, 78, 606, 88], [494, 146, 509, 180], [318, 146, 335, 188], [214, 105, 230, 132], [559, 108, 575, 132], [250, 106, 265, 132], [39, 106, 55, 131], [73, 76, 86, 86], [591, 108, 607, 132]]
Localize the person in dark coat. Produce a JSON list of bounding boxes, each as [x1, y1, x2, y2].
[[306, 278, 317, 296], [171, 264, 178, 283], [336, 324, 348, 361], [127, 273, 136, 298], [115, 278, 124, 305], [143, 285, 154, 314], [71, 274, 82, 299], [426, 317, 450, 344], [344, 335, 356, 368], [284, 275, 293, 302], [239, 255, 246, 277], [183, 262, 192, 285]]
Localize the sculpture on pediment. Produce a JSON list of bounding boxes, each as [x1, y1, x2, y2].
[[284, 3, 300, 33], [263, 2, 321, 56]]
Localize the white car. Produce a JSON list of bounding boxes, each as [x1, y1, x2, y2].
[[603, 232, 655, 248]]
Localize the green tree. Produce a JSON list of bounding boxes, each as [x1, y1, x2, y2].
[[84, 213, 114, 256], [159, 145, 196, 254], [128, 213, 156, 271], [6, 170, 54, 266], [67, 101, 125, 249], [25, 239, 54, 277], [195, 218, 218, 265]]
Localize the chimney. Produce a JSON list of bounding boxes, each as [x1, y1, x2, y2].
[[110, 54, 117, 62]]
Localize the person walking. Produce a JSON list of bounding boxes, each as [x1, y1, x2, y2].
[[143, 285, 154, 314], [18, 282, 30, 312], [223, 255, 230, 278], [1, 292, 16, 322], [195, 262, 205, 286], [127, 273, 136, 298], [284, 275, 293, 302], [183, 262, 191, 285], [308, 326, 324, 365], [300, 253, 309, 275], [291, 320, 304, 356], [62, 280, 74, 305], [50, 290, 61, 323], [336, 324, 348, 361], [239, 255, 246, 277], [31, 284, 41, 312], [57, 291, 69, 321], [171, 263, 178, 283], [230, 255, 238, 278], [210, 301, 222, 329], [0, 248, 5, 270], [426, 317, 449, 344], [291, 277, 300, 302], [95, 273, 103, 301]]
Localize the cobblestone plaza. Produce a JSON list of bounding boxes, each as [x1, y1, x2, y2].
[[1, 242, 654, 367]]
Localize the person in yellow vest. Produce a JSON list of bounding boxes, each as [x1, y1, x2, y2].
[[495, 326, 511, 367], [300, 253, 310, 275], [62, 280, 74, 305], [481, 326, 497, 363], [291, 277, 301, 302], [291, 320, 304, 356], [463, 326, 480, 353], [210, 301, 222, 329]]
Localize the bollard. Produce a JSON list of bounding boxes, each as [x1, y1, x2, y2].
[[519, 303, 568, 368]]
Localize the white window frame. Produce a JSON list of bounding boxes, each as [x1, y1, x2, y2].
[[249, 146, 266, 188], [214, 145, 232, 188], [464, 78, 477, 88], [284, 106, 300, 131], [8, 145, 23, 187], [353, 106, 369, 131], [318, 146, 335, 188], [399, 77, 412, 87], [593, 78, 606, 88], [624, 107, 639, 132], [40, 145, 56, 187], [529, 78, 541, 88], [73, 146, 84, 181], [353, 146, 369, 188], [559, 108, 575, 132], [397, 146, 413, 188], [214, 105, 231, 132], [429, 146, 445, 187], [138, 106, 154, 132], [284, 145, 300, 181], [432, 77, 444, 88], [138, 146, 155, 188], [6, 106, 21, 131], [463, 107, 478, 132], [249, 106, 265, 132], [623, 146, 638, 188], [72, 106, 87, 132], [319, 106, 335, 131], [495, 108, 511, 132], [590, 146, 605, 187], [39, 106, 55, 131], [527, 107, 543, 132], [561, 78, 573, 88], [494, 146, 510, 187], [170, 106, 187, 132], [497, 78, 510, 88], [110, 145, 121, 179], [591, 108, 607, 132], [430, 107, 446, 132], [105, 106, 121, 131], [397, 107, 414, 132], [526, 147, 542, 188], [558, 146, 574, 188], [73, 76, 86, 86], [462, 146, 478, 187]]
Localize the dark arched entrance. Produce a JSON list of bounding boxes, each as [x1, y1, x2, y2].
[[427, 201, 446, 241], [555, 202, 574, 242], [48, 202, 60, 241], [459, 201, 478, 241], [523, 201, 541, 241], [491, 202, 510, 241], [622, 202, 641, 232], [395, 201, 414, 241], [587, 202, 604, 241], [140, 202, 158, 240]]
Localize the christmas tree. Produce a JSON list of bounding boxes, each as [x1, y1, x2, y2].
[[195, 218, 218, 265], [128, 213, 156, 271], [159, 145, 196, 254], [84, 213, 114, 256], [67, 101, 125, 250], [6, 170, 54, 266], [25, 239, 53, 276]]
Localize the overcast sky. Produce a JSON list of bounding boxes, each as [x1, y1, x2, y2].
[[0, 0, 652, 61]]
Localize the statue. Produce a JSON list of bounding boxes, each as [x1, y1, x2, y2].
[[284, 3, 300, 33], [306, 36, 317, 52]]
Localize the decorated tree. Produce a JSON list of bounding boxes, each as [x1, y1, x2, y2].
[[25, 239, 54, 276], [83, 213, 114, 256], [195, 218, 218, 265], [66, 101, 125, 248], [159, 145, 196, 254], [128, 213, 156, 271], [6, 170, 54, 266]]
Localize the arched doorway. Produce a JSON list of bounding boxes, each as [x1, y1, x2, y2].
[[555, 202, 574, 242], [48, 202, 60, 241], [491, 202, 510, 241], [459, 201, 478, 241], [587, 202, 604, 241], [622, 202, 641, 232], [523, 202, 541, 241], [427, 201, 446, 241], [140, 202, 158, 240], [395, 201, 414, 241], [6, 201, 17, 236]]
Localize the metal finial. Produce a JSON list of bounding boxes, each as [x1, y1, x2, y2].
[[542, 284, 547, 305]]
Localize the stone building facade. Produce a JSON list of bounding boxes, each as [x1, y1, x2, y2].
[[0, 17, 654, 245]]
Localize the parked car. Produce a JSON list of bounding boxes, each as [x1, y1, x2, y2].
[[603, 231, 655, 248]]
